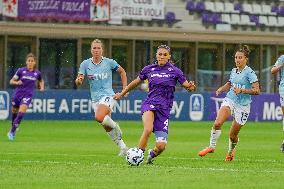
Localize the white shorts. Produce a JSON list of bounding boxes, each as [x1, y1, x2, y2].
[[92, 96, 116, 113], [221, 97, 250, 125], [280, 93, 284, 107]]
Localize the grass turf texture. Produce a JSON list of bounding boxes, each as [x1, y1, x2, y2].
[[0, 121, 283, 189]]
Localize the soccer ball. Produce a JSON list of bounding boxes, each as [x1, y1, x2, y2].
[[126, 147, 144, 166]]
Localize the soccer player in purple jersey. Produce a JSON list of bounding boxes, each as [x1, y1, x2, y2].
[[114, 45, 196, 164], [8, 53, 44, 141]]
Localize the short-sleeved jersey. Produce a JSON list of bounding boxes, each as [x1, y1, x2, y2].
[[139, 62, 187, 109], [13, 67, 42, 97], [226, 66, 258, 106], [78, 57, 119, 102], [273, 55, 284, 93]]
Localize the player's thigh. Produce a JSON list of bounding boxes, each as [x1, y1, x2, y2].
[[18, 104, 29, 113], [95, 104, 111, 119], [11, 106, 19, 114], [142, 111, 155, 132], [215, 106, 231, 125]]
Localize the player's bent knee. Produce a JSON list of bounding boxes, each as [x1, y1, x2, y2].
[[213, 122, 222, 129], [94, 114, 105, 123]]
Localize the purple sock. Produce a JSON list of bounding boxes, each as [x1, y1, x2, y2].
[[11, 113, 17, 125], [150, 150, 157, 158], [11, 112, 24, 134]]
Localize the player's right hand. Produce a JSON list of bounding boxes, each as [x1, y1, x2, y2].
[[75, 75, 84, 85], [113, 93, 123, 100]]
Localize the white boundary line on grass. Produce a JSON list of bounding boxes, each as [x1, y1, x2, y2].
[[2, 152, 283, 163]]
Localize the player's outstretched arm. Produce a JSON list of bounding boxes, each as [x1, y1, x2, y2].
[[182, 80, 196, 92], [216, 82, 231, 96], [271, 64, 284, 74], [113, 77, 142, 100], [75, 74, 84, 87]]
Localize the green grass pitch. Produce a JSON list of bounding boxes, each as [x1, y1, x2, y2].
[[0, 120, 283, 189]]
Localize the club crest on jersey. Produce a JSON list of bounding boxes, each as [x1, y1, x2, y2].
[[168, 68, 173, 71]]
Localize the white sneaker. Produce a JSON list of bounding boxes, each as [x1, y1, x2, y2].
[[146, 149, 154, 164], [118, 147, 128, 157], [7, 132, 15, 141]]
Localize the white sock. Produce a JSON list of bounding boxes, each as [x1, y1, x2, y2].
[[101, 115, 117, 129], [107, 129, 127, 149], [209, 128, 221, 149], [228, 138, 238, 154]]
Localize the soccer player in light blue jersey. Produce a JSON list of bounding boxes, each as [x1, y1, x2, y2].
[[199, 45, 260, 161], [75, 39, 128, 156], [271, 55, 284, 152]]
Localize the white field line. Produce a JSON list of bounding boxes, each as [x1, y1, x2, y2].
[[1, 152, 283, 163]]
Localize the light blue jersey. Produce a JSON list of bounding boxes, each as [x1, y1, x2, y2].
[[273, 55, 284, 93], [226, 66, 258, 106], [79, 57, 119, 102]]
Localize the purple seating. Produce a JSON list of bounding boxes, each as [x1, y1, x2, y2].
[[165, 12, 176, 23], [186, 0, 195, 12], [271, 5, 279, 14], [202, 13, 211, 23], [196, 2, 205, 13], [212, 13, 222, 24], [278, 6, 284, 16], [249, 15, 259, 24], [234, 3, 243, 12]]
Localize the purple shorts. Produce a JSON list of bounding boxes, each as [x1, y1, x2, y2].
[[141, 103, 170, 143], [12, 95, 32, 107]]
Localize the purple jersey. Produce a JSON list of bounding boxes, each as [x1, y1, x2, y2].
[[13, 67, 42, 98], [139, 62, 186, 109]]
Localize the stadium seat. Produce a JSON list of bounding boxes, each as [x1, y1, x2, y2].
[[258, 16, 269, 26], [242, 3, 253, 14], [224, 2, 239, 13], [252, 4, 262, 15], [278, 6, 284, 16], [212, 13, 221, 24], [267, 16, 278, 27], [231, 14, 241, 25], [271, 5, 279, 15], [204, 2, 215, 12], [214, 2, 224, 13], [221, 14, 231, 24], [186, 0, 195, 12], [195, 1, 205, 13], [249, 15, 259, 25], [234, 3, 243, 12], [165, 12, 176, 23], [262, 4, 276, 15], [240, 14, 255, 26], [202, 13, 211, 23], [278, 16, 284, 26]]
